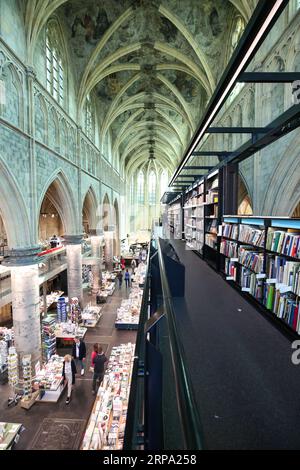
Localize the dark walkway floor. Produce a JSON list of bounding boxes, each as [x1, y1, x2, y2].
[[169, 239, 300, 450], [0, 281, 136, 450]]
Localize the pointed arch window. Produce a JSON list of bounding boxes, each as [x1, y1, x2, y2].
[[137, 171, 145, 205], [160, 170, 168, 196], [46, 24, 64, 105], [85, 93, 94, 141], [149, 170, 156, 206], [231, 16, 245, 55]]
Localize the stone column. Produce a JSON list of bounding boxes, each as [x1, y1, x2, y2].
[[42, 281, 47, 316], [64, 235, 83, 304], [3, 247, 42, 370], [104, 225, 114, 272], [90, 229, 103, 294]]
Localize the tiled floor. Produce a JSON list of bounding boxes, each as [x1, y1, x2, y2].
[[0, 280, 137, 450]]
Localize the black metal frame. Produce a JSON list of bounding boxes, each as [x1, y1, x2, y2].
[[169, 0, 289, 187]]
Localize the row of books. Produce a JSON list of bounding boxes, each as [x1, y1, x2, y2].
[[266, 255, 300, 289], [222, 223, 238, 240], [220, 240, 238, 258], [238, 246, 264, 274], [240, 267, 263, 301], [263, 286, 300, 333], [266, 230, 300, 259], [238, 224, 265, 247], [225, 259, 237, 280]]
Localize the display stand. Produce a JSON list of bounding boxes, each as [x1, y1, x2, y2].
[[34, 355, 65, 403], [0, 423, 22, 450], [81, 343, 135, 451], [81, 304, 102, 327]]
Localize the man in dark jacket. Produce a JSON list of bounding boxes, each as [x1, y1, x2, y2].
[[72, 337, 86, 376], [92, 346, 108, 394]]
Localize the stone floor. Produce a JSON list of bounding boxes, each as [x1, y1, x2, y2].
[[0, 280, 137, 450]]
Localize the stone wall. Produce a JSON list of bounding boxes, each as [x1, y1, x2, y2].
[[0, 35, 123, 248]]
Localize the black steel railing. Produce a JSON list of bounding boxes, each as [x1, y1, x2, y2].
[[156, 237, 203, 450], [124, 236, 203, 450]]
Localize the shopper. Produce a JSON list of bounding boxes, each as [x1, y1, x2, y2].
[[72, 336, 86, 376], [124, 269, 131, 289], [91, 343, 98, 369], [131, 258, 136, 274], [121, 257, 125, 270], [117, 271, 123, 288], [50, 234, 58, 248], [62, 354, 77, 404], [92, 346, 108, 394]]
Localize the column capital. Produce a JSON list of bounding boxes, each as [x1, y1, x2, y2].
[[63, 234, 83, 245], [2, 246, 42, 267]]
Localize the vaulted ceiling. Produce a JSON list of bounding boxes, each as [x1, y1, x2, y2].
[[25, 0, 258, 177]]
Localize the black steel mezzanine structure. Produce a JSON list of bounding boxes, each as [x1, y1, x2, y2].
[[167, 0, 290, 191]]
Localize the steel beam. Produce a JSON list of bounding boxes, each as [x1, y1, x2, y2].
[[208, 126, 268, 134], [192, 151, 231, 156], [182, 166, 213, 170], [238, 72, 300, 83]]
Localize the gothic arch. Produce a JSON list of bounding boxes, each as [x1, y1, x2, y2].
[[0, 62, 24, 129], [82, 186, 99, 233], [261, 136, 300, 215], [0, 156, 32, 248], [102, 193, 112, 231], [38, 170, 78, 235]]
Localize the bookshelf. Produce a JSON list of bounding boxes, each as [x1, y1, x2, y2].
[[183, 180, 204, 252], [220, 216, 300, 336], [203, 170, 222, 269], [167, 199, 182, 240]]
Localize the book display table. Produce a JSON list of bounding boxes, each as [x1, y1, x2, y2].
[[81, 343, 135, 450], [54, 324, 87, 340], [115, 285, 143, 330], [81, 305, 102, 327], [0, 423, 22, 450], [34, 356, 65, 403]]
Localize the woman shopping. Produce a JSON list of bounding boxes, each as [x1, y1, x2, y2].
[[62, 354, 77, 404]]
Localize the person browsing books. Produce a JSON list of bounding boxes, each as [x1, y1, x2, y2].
[[72, 336, 86, 376], [92, 346, 108, 394], [62, 355, 77, 404]]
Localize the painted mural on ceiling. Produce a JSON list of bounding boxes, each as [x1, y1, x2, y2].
[[50, 0, 253, 174]]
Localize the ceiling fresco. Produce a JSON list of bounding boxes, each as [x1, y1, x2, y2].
[[26, 0, 258, 176]]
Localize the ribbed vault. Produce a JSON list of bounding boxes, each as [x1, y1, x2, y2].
[[25, 0, 258, 180]]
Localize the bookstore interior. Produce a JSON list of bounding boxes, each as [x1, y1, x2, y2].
[[0, 0, 299, 454]]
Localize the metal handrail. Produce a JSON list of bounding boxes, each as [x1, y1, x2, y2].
[[156, 237, 203, 450], [124, 241, 153, 449]]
